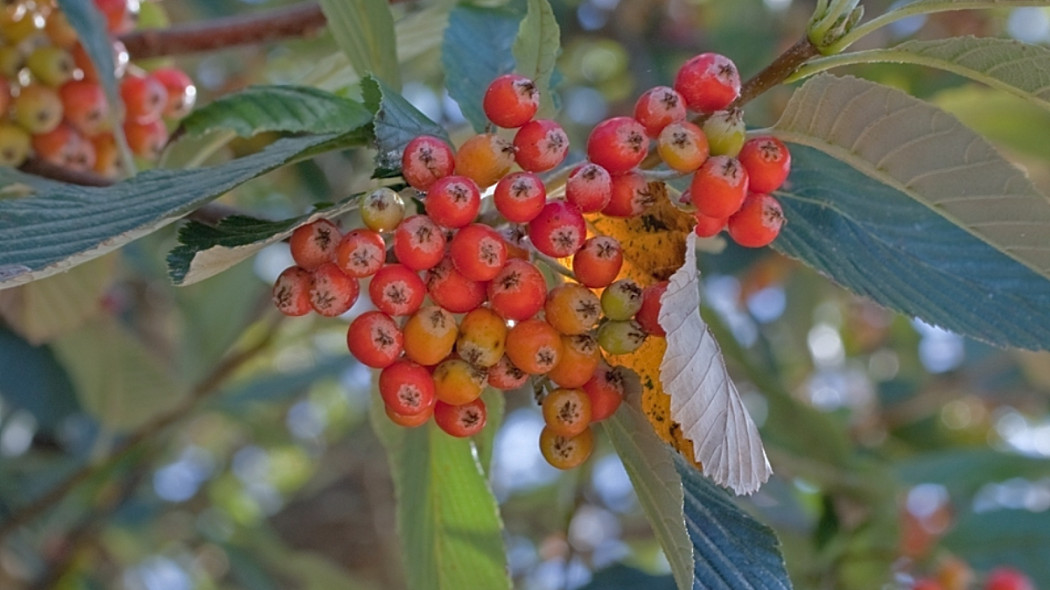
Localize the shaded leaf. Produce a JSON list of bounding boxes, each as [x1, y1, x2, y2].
[[896, 449, 1050, 500], [0, 133, 355, 291], [599, 376, 694, 590], [676, 454, 792, 590], [944, 509, 1050, 587], [319, 0, 401, 90], [512, 0, 560, 118], [773, 144, 1050, 350], [362, 76, 449, 173], [442, 3, 522, 131], [660, 231, 771, 495], [774, 74, 1050, 282], [0, 326, 80, 431], [579, 564, 676, 590], [179, 85, 374, 138]]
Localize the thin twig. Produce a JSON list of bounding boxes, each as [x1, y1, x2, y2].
[[732, 36, 822, 109]]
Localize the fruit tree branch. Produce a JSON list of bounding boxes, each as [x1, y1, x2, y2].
[[732, 36, 821, 109]]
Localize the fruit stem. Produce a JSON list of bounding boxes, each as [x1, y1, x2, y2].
[[731, 36, 821, 109]]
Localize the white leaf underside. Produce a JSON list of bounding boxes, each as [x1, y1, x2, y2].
[[659, 232, 771, 495]]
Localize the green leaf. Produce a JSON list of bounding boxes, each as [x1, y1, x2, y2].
[[794, 37, 1050, 113], [319, 0, 401, 90], [676, 455, 792, 590], [599, 387, 694, 590], [51, 317, 186, 432], [944, 509, 1050, 586], [362, 76, 449, 173], [773, 74, 1050, 283], [474, 388, 505, 474], [442, 3, 522, 131], [371, 395, 510, 590], [512, 0, 560, 118], [935, 85, 1050, 161], [897, 449, 1050, 500], [179, 85, 375, 138], [0, 132, 355, 291], [0, 326, 80, 431], [774, 143, 1050, 350], [210, 355, 350, 414], [579, 564, 676, 590]]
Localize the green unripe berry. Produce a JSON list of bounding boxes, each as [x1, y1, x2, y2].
[[360, 187, 406, 232], [13, 84, 63, 134], [597, 319, 647, 355], [702, 108, 746, 158], [600, 278, 643, 321], [0, 123, 31, 166], [26, 46, 75, 87]]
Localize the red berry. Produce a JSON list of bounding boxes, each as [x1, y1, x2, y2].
[[738, 136, 791, 194], [272, 266, 313, 316], [425, 175, 482, 228], [401, 135, 455, 191], [636, 281, 668, 336], [386, 404, 433, 428], [528, 201, 586, 258], [369, 263, 426, 316], [449, 223, 508, 282], [633, 85, 687, 137], [727, 193, 784, 248], [513, 119, 569, 172], [657, 120, 709, 173], [123, 118, 168, 159], [425, 256, 487, 313], [434, 398, 487, 437], [603, 171, 655, 218], [985, 567, 1034, 590], [582, 362, 626, 421], [487, 258, 547, 321], [347, 311, 403, 368], [494, 171, 547, 223], [694, 212, 727, 238], [586, 117, 649, 175], [690, 156, 749, 219], [335, 228, 386, 278], [393, 215, 447, 271], [32, 123, 93, 170], [674, 52, 740, 113], [150, 67, 197, 118], [565, 162, 612, 213], [379, 359, 437, 416], [121, 73, 168, 124], [309, 262, 359, 317], [58, 80, 108, 136], [487, 355, 530, 390], [483, 74, 539, 128], [290, 219, 341, 270], [571, 236, 623, 288]]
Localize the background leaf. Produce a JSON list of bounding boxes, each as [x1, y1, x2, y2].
[[0, 327, 81, 431], [0, 133, 356, 291], [371, 396, 510, 590], [772, 144, 1050, 350], [774, 74, 1050, 282], [511, 0, 560, 118], [660, 232, 771, 495], [579, 564, 676, 590], [319, 0, 401, 90], [442, 3, 522, 132], [362, 76, 449, 174], [943, 509, 1050, 585], [897, 449, 1050, 500], [676, 454, 792, 590]]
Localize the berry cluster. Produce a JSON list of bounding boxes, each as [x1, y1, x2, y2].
[[0, 0, 196, 175], [272, 52, 791, 470]]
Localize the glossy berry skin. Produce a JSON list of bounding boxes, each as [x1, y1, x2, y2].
[[360, 187, 406, 232], [494, 171, 546, 223], [13, 84, 63, 134], [657, 121, 709, 173], [539, 425, 594, 470], [379, 359, 436, 416], [272, 266, 313, 316], [738, 136, 791, 194], [425, 257, 487, 313], [727, 193, 784, 248], [456, 307, 508, 368], [572, 236, 623, 289], [449, 223, 507, 282], [347, 311, 403, 368], [566, 162, 612, 213], [513, 119, 569, 172], [586, 117, 649, 175], [690, 156, 749, 219], [674, 52, 740, 113], [425, 175, 481, 228], [542, 387, 592, 437], [483, 74, 539, 128], [693, 212, 727, 238], [582, 362, 626, 421], [603, 171, 654, 218], [59, 80, 109, 136], [487, 355, 530, 390], [393, 215, 446, 271], [545, 284, 601, 335], [505, 318, 564, 375], [309, 262, 359, 317], [984, 567, 1034, 590], [434, 398, 487, 438], [290, 219, 340, 270], [454, 133, 515, 189], [635, 281, 668, 336], [488, 258, 547, 321], [597, 319, 647, 355], [528, 201, 586, 258], [336, 228, 386, 278], [369, 263, 426, 316], [123, 118, 168, 159], [401, 135, 455, 191], [150, 67, 197, 118], [600, 278, 644, 320], [402, 306, 459, 366], [546, 334, 602, 389], [121, 74, 168, 124], [633, 85, 687, 137], [702, 109, 746, 158]]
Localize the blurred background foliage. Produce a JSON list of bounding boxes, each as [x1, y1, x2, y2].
[[2, 0, 1050, 589]]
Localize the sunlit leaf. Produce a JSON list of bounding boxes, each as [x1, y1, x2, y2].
[[660, 232, 771, 495], [319, 0, 401, 90], [774, 74, 1050, 282], [933, 86, 1050, 161], [512, 0, 560, 118]]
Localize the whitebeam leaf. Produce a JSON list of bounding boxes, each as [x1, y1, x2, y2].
[[658, 232, 771, 495], [774, 74, 1050, 282]]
